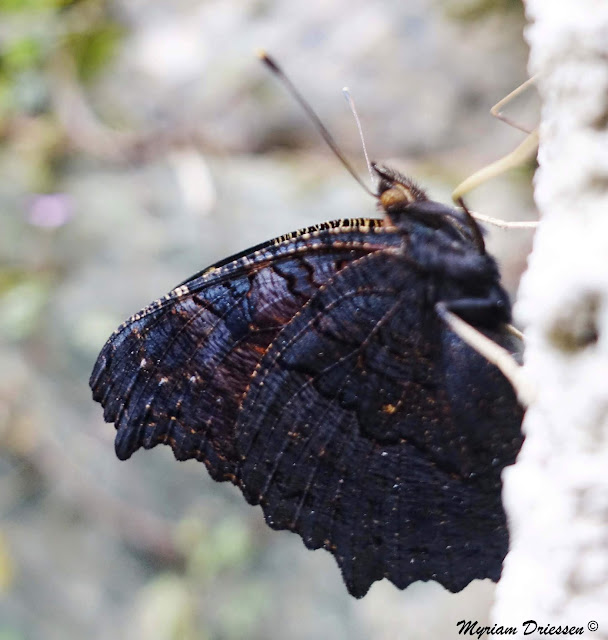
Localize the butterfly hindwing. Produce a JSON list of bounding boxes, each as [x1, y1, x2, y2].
[[90, 220, 400, 481], [235, 250, 523, 597]]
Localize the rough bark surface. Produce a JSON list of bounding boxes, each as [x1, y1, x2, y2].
[[494, 2, 608, 637]]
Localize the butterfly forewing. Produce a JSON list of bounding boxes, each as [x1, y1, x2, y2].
[[90, 219, 399, 481]]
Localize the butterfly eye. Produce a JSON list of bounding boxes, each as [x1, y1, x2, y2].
[[379, 184, 417, 209]]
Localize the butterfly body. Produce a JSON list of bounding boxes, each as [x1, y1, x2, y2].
[[91, 165, 524, 597]]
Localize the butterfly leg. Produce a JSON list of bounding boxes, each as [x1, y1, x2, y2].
[[451, 131, 539, 222], [503, 323, 523, 342], [435, 300, 534, 407], [450, 76, 539, 230], [490, 75, 538, 135]]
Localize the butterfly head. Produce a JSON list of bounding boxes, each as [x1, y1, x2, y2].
[[373, 162, 428, 208], [372, 162, 485, 255]]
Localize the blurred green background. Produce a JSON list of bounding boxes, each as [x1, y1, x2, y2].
[[0, 1, 536, 639]]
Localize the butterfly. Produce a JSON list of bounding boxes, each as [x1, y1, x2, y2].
[[90, 161, 524, 598]]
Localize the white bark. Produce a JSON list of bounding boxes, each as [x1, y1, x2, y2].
[[493, 2, 608, 637]]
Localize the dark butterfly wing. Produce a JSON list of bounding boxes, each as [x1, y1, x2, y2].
[[90, 219, 400, 482], [236, 250, 523, 597]]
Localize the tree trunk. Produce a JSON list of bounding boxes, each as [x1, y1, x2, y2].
[[493, 2, 608, 637]]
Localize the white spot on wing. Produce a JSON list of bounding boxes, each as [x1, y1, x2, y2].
[[173, 285, 190, 297]]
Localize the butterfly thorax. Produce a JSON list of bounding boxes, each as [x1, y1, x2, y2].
[[371, 163, 509, 326]]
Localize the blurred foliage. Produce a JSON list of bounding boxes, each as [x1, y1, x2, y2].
[[439, 0, 524, 21], [177, 514, 255, 583], [0, 630, 25, 640], [130, 574, 200, 640], [0, 532, 14, 593], [64, 21, 124, 81], [0, 274, 53, 341], [120, 513, 267, 640], [0, 0, 124, 189]]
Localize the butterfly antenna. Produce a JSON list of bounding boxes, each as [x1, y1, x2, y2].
[[342, 87, 375, 186], [258, 51, 376, 198]]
